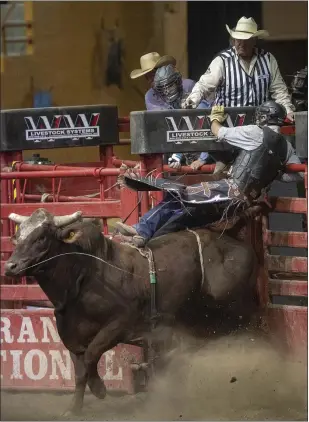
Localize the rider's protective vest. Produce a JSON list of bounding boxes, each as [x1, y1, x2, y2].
[[230, 126, 288, 201]]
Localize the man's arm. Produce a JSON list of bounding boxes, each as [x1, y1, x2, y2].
[[182, 78, 196, 93], [210, 120, 223, 137], [211, 120, 263, 150], [278, 140, 304, 182], [190, 100, 213, 168], [145, 89, 171, 111], [269, 53, 295, 118], [184, 56, 224, 108]]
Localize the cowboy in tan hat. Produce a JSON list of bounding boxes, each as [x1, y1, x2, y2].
[[183, 17, 295, 122], [130, 52, 176, 82], [131, 52, 201, 112]]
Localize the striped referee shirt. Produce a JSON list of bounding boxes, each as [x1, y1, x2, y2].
[[187, 47, 295, 114], [215, 47, 271, 107]]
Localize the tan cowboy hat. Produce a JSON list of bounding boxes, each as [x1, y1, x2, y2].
[[226, 17, 269, 40], [130, 52, 176, 79]]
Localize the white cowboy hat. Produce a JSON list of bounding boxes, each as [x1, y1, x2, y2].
[[226, 17, 269, 40], [130, 52, 176, 79]]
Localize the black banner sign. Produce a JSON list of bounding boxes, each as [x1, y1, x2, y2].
[[130, 107, 256, 154], [1, 105, 119, 151]]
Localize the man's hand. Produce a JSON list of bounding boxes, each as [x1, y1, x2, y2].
[[168, 155, 181, 170], [190, 159, 206, 171], [182, 96, 198, 109], [210, 105, 228, 123], [286, 112, 295, 123], [118, 163, 141, 187]]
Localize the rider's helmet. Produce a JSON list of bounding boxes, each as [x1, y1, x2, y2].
[[153, 64, 183, 105], [255, 100, 287, 127]]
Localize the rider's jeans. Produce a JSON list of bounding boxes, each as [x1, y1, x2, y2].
[[132, 193, 224, 241], [133, 194, 184, 241]]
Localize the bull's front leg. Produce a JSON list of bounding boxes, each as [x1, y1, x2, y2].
[[64, 352, 87, 416], [84, 319, 124, 399]]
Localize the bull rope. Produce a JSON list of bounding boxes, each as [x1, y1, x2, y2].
[[186, 228, 205, 287], [126, 227, 205, 311], [125, 244, 157, 315], [124, 243, 158, 377], [14, 252, 145, 279], [124, 228, 205, 377]]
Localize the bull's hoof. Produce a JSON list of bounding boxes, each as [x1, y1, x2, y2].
[[62, 408, 82, 418], [88, 377, 107, 399]]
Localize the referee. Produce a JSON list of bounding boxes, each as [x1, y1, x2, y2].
[[183, 17, 295, 122]]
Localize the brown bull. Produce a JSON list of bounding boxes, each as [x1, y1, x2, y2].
[[4, 208, 257, 415]]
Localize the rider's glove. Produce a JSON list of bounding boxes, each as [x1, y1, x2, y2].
[[168, 154, 182, 169], [210, 105, 228, 123], [190, 159, 206, 171]]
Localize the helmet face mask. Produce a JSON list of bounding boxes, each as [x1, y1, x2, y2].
[[153, 64, 183, 105], [255, 108, 268, 127], [255, 101, 286, 127], [160, 78, 182, 103]]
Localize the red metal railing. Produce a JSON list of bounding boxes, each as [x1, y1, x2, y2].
[[0, 118, 307, 367]]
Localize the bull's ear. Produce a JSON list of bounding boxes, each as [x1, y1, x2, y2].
[[61, 229, 82, 244]]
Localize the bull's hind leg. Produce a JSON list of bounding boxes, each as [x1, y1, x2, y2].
[[63, 353, 88, 416]]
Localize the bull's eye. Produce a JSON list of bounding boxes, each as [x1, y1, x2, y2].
[[69, 231, 75, 238]]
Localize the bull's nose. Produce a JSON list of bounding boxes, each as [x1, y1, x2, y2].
[[4, 261, 17, 275]]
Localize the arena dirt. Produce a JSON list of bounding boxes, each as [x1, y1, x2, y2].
[[1, 330, 307, 421]]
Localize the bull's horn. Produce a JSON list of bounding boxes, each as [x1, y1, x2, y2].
[[8, 213, 29, 224], [53, 211, 82, 227]]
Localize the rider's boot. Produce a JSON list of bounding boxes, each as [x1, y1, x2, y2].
[[132, 235, 147, 248], [115, 222, 138, 236], [116, 222, 147, 248]]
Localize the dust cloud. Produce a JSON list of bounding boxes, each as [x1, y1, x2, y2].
[[133, 330, 307, 421], [1, 329, 307, 421]]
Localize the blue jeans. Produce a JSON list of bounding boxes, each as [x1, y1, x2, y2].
[[133, 194, 184, 241], [133, 194, 225, 241]]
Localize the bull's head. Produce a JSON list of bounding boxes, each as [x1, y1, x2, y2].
[[4, 208, 102, 277]]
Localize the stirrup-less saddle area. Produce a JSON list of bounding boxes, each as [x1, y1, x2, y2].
[[124, 175, 186, 194]]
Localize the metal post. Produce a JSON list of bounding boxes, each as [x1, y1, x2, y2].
[[99, 145, 115, 199], [139, 159, 150, 216], [142, 154, 164, 205]]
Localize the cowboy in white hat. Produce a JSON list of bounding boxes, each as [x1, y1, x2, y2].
[[183, 17, 295, 123], [130, 52, 213, 170]]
